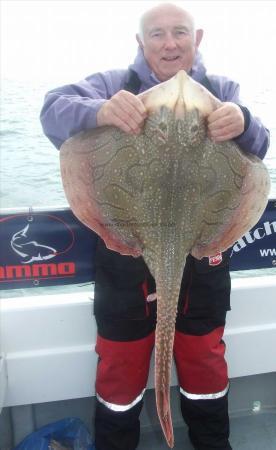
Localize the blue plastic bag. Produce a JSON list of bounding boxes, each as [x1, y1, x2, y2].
[[13, 417, 95, 450]]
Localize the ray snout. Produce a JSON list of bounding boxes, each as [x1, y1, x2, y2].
[[139, 70, 221, 118], [139, 72, 182, 116]]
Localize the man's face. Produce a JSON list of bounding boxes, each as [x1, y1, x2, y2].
[[137, 7, 203, 82]]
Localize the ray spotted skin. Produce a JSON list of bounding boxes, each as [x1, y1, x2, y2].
[[60, 71, 270, 448]]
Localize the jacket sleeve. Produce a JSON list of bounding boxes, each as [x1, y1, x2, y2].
[[209, 76, 270, 160], [40, 70, 127, 149]]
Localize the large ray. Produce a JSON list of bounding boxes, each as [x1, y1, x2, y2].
[[59, 71, 270, 448]]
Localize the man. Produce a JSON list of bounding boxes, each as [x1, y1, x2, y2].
[[40, 3, 269, 450]]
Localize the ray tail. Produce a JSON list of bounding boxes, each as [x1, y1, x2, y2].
[[152, 255, 187, 448]]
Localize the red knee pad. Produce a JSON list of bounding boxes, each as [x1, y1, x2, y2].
[[174, 327, 228, 395], [95, 332, 155, 405]]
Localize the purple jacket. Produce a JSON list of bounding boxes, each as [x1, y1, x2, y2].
[[40, 48, 269, 159]]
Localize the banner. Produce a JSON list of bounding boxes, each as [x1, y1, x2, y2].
[[0, 201, 275, 290], [0, 208, 98, 289], [230, 199, 276, 271]]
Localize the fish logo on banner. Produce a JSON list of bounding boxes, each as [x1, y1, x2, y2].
[[0, 211, 79, 288], [11, 224, 57, 263]]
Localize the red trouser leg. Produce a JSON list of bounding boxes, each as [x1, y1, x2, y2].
[[95, 331, 155, 450], [174, 326, 228, 397], [95, 331, 155, 407], [93, 249, 157, 450], [174, 326, 231, 449]]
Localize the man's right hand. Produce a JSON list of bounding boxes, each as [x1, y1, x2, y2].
[[96, 90, 147, 135]]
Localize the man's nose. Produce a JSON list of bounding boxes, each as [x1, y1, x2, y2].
[[164, 33, 177, 49]]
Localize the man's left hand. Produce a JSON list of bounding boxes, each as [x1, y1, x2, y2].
[[207, 102, 245, 142]]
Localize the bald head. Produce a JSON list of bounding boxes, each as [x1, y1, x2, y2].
[[136, 2, 203, 82], [138, 3, 196, 43]]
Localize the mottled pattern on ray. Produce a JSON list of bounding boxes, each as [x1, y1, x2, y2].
[[60, 71, 270, 448]]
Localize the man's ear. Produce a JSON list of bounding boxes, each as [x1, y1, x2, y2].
[[136, 33, 144, 49], [195, 29, 204, 48]]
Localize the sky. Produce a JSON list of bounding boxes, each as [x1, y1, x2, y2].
[[1, 0, 276, 88]]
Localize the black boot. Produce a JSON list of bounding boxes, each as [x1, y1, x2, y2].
[[95, 398, 143, 450], [181, 393, 232, 450]]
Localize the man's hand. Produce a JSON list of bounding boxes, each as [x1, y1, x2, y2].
[[96, 90, 147, 135], [207, 102, 245, 142]]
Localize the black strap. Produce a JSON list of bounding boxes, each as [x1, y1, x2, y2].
[[124, 69, 142, 95], [200, 75, 219, 98]]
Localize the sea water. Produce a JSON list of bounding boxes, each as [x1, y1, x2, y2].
[[1, 78, 276, 209]]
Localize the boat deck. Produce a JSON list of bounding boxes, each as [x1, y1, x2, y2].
[[138, 411, 276, 449], [1, 379, 276, 449]]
